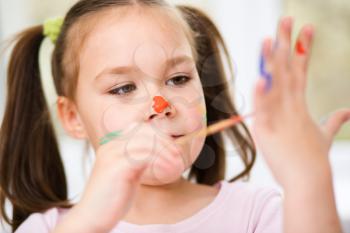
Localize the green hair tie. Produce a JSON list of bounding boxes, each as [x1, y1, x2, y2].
[[43, 17, 64, 44]]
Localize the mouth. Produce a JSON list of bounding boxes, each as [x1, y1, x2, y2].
[[171, 134, 184, 139]]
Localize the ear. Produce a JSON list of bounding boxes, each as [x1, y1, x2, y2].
[[56, 96, 88, 139]]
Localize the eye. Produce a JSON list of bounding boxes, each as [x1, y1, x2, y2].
[[166, 75, 191, 86], [108, 83, 136, 96]]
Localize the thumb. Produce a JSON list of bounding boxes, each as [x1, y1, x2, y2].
[[321, 109, 350, 139]]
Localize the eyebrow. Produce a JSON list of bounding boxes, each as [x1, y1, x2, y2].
[[94, 55, 195, 81]]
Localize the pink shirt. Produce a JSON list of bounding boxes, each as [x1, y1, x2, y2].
[[16, 180, 283, 233]]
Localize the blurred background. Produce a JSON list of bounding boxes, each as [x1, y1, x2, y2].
[[0, 0, 349, 232]]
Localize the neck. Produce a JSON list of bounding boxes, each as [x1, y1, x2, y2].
[[124, 176, 192, 219]]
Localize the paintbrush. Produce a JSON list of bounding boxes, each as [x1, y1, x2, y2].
[[173, 50, 271, 145], [175, 112, 255, 145]]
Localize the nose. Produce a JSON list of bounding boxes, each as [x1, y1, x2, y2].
[[149, 96, 176, 120]]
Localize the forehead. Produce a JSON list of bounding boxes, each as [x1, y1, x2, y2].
[[79, 6, 194, 73]]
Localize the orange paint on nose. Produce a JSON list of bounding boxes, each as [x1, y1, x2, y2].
[[153, 96, 169, 113]]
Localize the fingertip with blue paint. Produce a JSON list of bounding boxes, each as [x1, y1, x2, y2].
[[259, 53, 273, 92]]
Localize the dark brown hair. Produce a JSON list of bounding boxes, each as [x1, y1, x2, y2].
[[178, 6, 256, 185], [0, 0, 255, 231]]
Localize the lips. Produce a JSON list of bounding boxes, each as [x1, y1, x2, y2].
[[171, 134, 184, 139]]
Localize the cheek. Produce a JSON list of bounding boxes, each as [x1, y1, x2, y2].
[[82, 102, 146, 148], [174, 100, 207, 170], [174, 85, 207, 165], [187, 133, 206, 168], [101, 101, 146, 134], [182, 103, 207, 133], [103, 105, 135, 132]]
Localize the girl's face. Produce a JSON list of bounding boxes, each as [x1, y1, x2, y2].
[[66, 7, 206, 185]]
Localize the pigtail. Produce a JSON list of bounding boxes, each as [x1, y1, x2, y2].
[[177, 5, 256, 185], [0, 26, 71, 232]]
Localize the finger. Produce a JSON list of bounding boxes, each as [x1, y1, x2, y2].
[[275, 16, 293, 53], [253, 78, 268, 112], [292, 24, 315, 90], [96, 141, 150, 179], [274, 17, 293, 73], [99, 122, 140, 146], [255, 38, 277, 110], [120, 129, 159, 164], [122, 157, 150, 183], [153, 137, 187, 177], [260, 38, 274, 92], [157, 135, 185, 163], [321, 109, 350, 139], [155, 145, 185, 169], [253, 77, 273, 128]]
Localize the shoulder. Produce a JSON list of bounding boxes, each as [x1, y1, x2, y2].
[[15, 207, 70, 233], [223, 180, 282, 204], [220, 180, 283, 232]]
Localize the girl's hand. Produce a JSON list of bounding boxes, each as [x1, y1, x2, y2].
[[252, 16, 349, 233], [252, 16, 350, 186], [53, 123, 182, 233]]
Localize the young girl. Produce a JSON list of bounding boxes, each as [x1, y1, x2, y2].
[[0, 0, 349, 233]]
